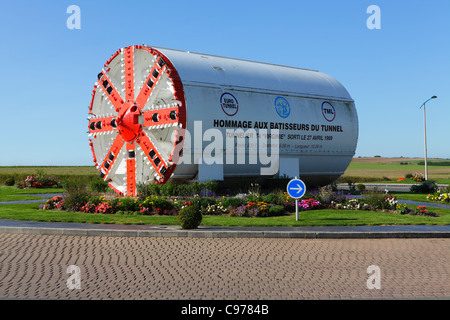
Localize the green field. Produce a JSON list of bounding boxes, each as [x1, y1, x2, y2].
[[340, 157, 450, 184], [2, 157, 449, 185], [0, 166, 97, 185]]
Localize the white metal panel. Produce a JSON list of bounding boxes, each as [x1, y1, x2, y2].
[[155, 47, 353, 102]]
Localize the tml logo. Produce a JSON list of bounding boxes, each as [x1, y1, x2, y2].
[[321, 101, 336, 122]]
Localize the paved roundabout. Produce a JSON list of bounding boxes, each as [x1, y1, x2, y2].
[[0, 194, 449, 301], [0, 222, 448, 300]]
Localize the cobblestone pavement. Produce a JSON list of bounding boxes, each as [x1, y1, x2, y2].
[[0, 233, 448, 300]]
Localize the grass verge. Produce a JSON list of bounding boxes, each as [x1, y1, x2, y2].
[[0, 186, 64, 201], [0, 203, 448, 227]]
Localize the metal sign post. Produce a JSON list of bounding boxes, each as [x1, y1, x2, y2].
[[286, 177, 307, 221]]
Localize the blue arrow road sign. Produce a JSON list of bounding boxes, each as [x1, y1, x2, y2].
[[287, 178, 306, 199]]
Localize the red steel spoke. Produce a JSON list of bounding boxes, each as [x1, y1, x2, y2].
[[98, 70, 124, 111], [126, 142, 136, 196], [142, 107, 179, 128], [90, 45, 188, 193], [136, 131, 167, 180], [124, 46, 135, 101], [107, 182, 124, 196], [104, 49, 122, 68], [88, 115, 117, 134], [136, 56, 166, 107], [99, 134, 124, 180], [88, 85, 97, 115]]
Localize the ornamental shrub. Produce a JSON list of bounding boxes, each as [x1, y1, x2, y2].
[[192, 197, 218, 211], [229, 204, 248, 217], [222, 197, 246, 208], [178, 205, 202, 229], [5, 177, 15, 186], [151, 197, 175, 211], [90, 178, 109, 193], [63, 180, 91, 212], [262, 193, 284, 205], [410, 181, 437, 194], [118, 197, 140, 212], [356, 184, 366, 191], [268, 205, 285, 216]]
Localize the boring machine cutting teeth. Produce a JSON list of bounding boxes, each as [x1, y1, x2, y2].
[[88, 45, 186, 196]]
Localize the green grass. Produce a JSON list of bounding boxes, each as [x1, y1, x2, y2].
[[391, 193, 431, 202], [0, 203, 180, 225], [0, 202, 448, 227], [0, 186, 64, 201], [0, 163, 449, 227], [203, 208, 449, 226]]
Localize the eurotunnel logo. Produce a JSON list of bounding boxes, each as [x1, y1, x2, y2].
[[220, 92, 239, 116], [275, 96, 290, 118], [321, 101, 336, 122]]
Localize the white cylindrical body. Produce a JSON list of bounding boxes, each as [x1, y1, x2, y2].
[[156, 47, 358, 186], [88, 45, 358, 195]]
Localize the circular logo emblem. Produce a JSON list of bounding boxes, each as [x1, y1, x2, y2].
[[220, 92, 239, 116], [275, 97, 290, 118], [321, 101, 336, 122]]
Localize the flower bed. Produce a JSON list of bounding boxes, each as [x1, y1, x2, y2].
[[39, 196, 64, 210], [38, 188, 439, 218], [427, 190, 450, 203], [18, 174, 61, 189], [327, 192, 438, 217]]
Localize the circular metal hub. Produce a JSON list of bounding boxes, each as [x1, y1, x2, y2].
[[87, 45, 186, 196], [116, 101, 142, 142]]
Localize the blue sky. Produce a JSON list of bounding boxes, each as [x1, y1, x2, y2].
[[0, 0, 449, 165]]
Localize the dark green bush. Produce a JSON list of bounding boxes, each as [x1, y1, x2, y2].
[[268, 205, 285, 216], [137, 183, 161, 198], [356, 184, 366, 191], [107, 198, 121, 212], [137, 180, 218, 199], [151, 197, 174, 211], [262, 193, 283, 205], [178, 205, 202, 229], [410, 181, 438, 194], [192, 197, 218, 210], [62, 180, 91, 211], [203, 180, 219, 194], [244, 193, 261, 203], [5, 177, 15, 186], [118, 197, 140, 211], [90, 178, 109, 193], [221, 197, 246, 208]]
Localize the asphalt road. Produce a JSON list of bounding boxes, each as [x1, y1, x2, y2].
[[337, 183, 434, 193]]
